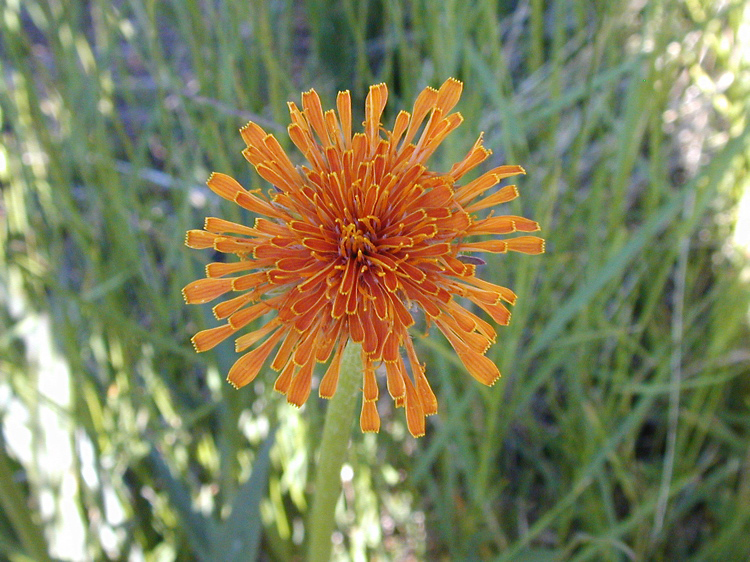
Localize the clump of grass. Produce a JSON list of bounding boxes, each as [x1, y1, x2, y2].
[[1, 0, 749, 560]]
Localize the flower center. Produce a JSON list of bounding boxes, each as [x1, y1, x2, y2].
[[339, 221, 376, 260]]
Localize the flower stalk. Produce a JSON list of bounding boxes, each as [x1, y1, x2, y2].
[[307, 342, 363, 562]]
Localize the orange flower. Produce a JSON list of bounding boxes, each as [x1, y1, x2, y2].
[[183, 79, 544, 437]]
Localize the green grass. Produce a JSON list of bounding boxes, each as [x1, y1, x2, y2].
[[1, 0, 750, 560]]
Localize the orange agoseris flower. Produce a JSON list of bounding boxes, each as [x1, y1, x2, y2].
[[183, 78, 544, 437]]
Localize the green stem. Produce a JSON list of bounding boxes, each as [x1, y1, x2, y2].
[[307, 342, 362, 562]]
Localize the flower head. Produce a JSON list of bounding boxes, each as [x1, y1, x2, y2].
[[183, 79, 544, 437]]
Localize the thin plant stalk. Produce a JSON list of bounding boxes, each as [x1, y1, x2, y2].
[[307, 342, 363, 562]]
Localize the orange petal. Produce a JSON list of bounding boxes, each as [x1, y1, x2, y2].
[[213, 236, 257, 254], [235, 318, 281, 352], [453, 282, 504, 306], [315, 324, 341, 362], [405, 242, 450, 258], [288, 122, 313, 160], [460, 277, 517, 305], [213, 292, 255, 319], [191, 324, 237, 352], [239, 121, 268, 149], [287, 358, 314, 407], [337, 90, 352, 148], [413, 112, 463, 164], [207, 172, 247, 202], [325, 109, 343, 151], [455, 165, 524, 204], [182, 278, 234, 304], [389, 110, 410, 152], [507, 236, 545, 254], [401, 368, 425, 438], [293, 302, 326, 333], [235, 191, 287, 220], [263, 135, 302, 186], [454, 171, 501, 204], [382, 330, 400, 363], [301, 237, 338, 253], [458, 350, 501, 386], [365, 83, 388, 147], [302, 89, 330, 146], [186, 230, 219, 249], [477, 301, 512, 326], [441, 255, 470, 277], [204, 217, 257, 236], [293, 327, 320, 366], [448, 135, 491, 180], [402, 86, 438, 148], [289, 284, 328, 317], [459, 240, 508, 253], [349, 313, 366, 344], [411, 183, 454, 210], [435, 77, 463, 114], [388, 292, 416, 328], [276, 256, 314, 272], [232, 271, 269, 291], [339, 257, 357, 296], [360, 400, 380, 433], [444, 300, 496, 342], [228, 301, 271, 330], [363, 311, 387, 356], [206, 260, 256, 278], [400, 281, 441, 318], [227, 329, 285, 389], [440, 301, 476, 333], [363, 366, 378, 402], [466, 216, 540, 236], [437, 314, 492, 355], [464, 184, 519, 213], [319, 340, 345, 398], [385, 358, 406, 401], [271, 329, 302, 371], [415, 368, 438, 416], [255, 163, 293, 192], [274, 360, 296, 394]]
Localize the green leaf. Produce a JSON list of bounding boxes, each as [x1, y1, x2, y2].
[[213, 431, 275, 562], [148, 447, 212, 560], [0, 447, 51, 562]]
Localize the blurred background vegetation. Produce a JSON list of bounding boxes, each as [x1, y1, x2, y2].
[[2, 0, 750, 560]]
